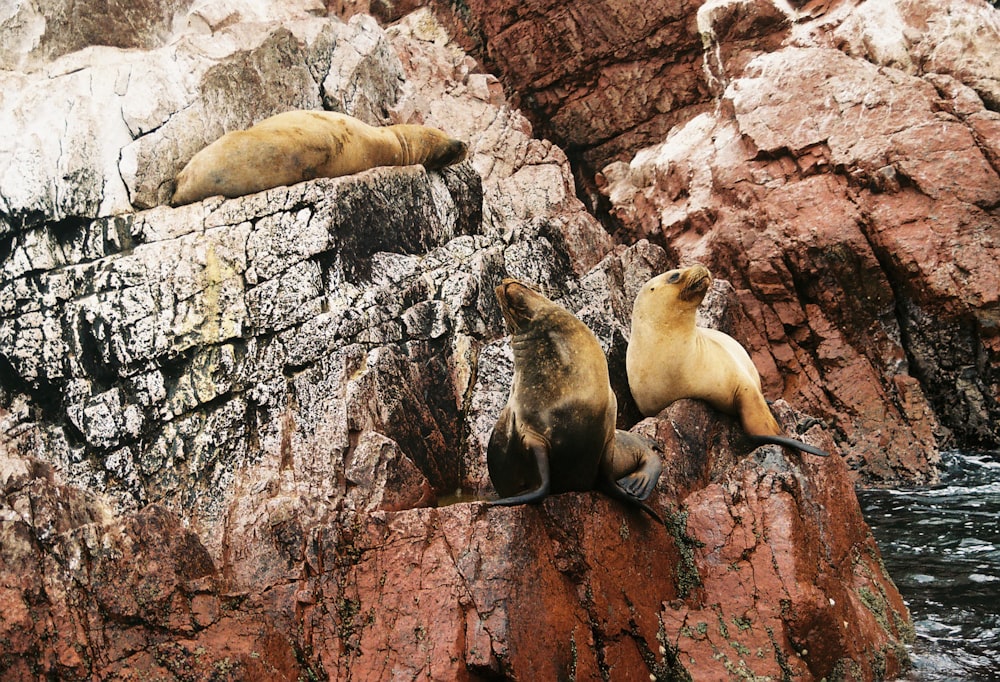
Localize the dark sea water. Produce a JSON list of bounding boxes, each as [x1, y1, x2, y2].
[[858, 451, 1000, 681]]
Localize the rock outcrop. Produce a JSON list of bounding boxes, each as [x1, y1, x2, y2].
[[0, 0, 946, 679], [0, 404, 910, 680], [432, 0, 1000, 483]]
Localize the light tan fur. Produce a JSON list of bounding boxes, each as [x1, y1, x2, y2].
[[627, 265, 782, 437], [170, 110, 467, 206]]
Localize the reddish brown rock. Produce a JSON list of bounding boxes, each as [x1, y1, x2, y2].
[[417, 0, 999, 481], [0, 395, 910, 681], [644, 402, 910, 681], [599, 31, 999, 482], [0, 1, 929, 680], [426, 0, 714, 175], [0, 450, 304, 680]]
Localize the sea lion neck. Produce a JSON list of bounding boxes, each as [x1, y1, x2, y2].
[[509, 309, 571, 351], [632, 288, 695, 335]]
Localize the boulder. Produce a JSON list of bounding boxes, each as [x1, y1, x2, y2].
[[419, 0, 999, 480], [0, 393, 910, 681], [599, 28, 999, 478], [0, 1, 915, 680], [0, 7, 403, 226]]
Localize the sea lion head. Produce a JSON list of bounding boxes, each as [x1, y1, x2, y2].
[[495, 278, 555, 334], [422, 136, 468, 169], [634, 264, 713, 322], [395, 125, 468, 169]]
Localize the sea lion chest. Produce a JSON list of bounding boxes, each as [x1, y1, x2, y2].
[[497, 323, 614, 494]]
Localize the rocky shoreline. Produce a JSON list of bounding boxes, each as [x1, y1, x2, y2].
[[1, 0, 996, 679]]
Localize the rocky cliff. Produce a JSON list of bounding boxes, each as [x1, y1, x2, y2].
[[1, 0, 993, 679], [431, 0, 1000, 484]]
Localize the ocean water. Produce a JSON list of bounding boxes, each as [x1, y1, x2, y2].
[[858, 451, 1000, 681]]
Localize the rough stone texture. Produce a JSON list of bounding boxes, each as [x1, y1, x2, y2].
[[0, 4, 402, 224], [1, 0, 914, 680], [427, 0, 1000, 175], [598, 1, 1000, 481], [0, 398, 910, 681], [426, 0, 714, 175], [422, 0, 999, 483]]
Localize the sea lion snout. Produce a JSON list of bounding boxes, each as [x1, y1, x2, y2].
[[406, 127, 468, 169], [644, 265, 712, 304], [678, 265, 712, 302], [496, 278, 541, 331], [426, 138, 468, 169]]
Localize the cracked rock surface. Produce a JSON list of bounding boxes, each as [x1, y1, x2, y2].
[[0, 0, 943, 679], [434, 0, 999, 483]]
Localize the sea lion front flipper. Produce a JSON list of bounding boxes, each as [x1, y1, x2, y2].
[[748, 434, 829, 457], [489, 436, 552, 506]]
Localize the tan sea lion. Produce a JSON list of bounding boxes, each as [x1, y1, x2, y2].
[[487, 279, 663, 520], [627, 265, 828, 457], [170, 110, 468, 206]]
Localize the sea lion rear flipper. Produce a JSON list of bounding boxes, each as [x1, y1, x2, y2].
[[616, 471, 654, 499], [489, 438, 552, 506], [605, 430, 663, 501], [615, 451, 662, 501], [748, 434, 829, 457], [599, 479, 665, 525]]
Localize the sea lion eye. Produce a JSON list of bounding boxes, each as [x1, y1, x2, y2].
[[667, 272, 681, 283]]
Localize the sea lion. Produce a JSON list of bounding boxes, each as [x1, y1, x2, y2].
[[487, 278, 663, 520], [627, 265, 828, 457], [170, 110, 468, 206]]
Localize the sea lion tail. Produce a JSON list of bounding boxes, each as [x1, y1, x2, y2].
[[748, 434, 829, 457]]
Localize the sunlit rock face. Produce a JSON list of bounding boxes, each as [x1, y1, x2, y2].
[[427, 0, 999, 483], [597, 1, 1000, 477], [5, 0, 988, 678]]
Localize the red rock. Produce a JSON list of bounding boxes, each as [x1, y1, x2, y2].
[[0, 390, 910, 681], [1, 0, 962, 679], [600, 38, 999, 478], [427, 0, 999, 467]]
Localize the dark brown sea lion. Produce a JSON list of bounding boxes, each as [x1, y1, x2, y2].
[[170, 110, 468, 206], [487, 279, 663, 520], [627, 265, 828, 457]]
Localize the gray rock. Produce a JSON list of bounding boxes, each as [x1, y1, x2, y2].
[[0, 0, 620, 569], [0, 9, 406, 231]]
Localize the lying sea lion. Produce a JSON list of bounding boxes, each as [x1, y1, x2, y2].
[[627, 265, 828, 457], [487, 279, 663, 520], [170, 110, 468, 206]]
